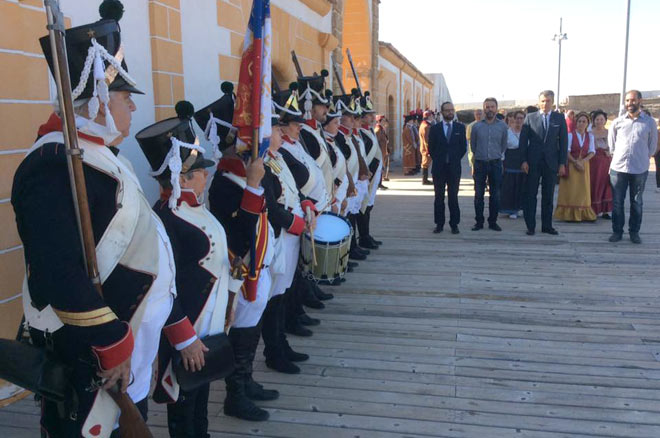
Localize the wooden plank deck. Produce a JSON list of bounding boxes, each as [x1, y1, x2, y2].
[[2, 163, 660, 437]]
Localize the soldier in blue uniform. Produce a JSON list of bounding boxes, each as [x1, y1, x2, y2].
[[11, 2, 196, 436], [136, 101, 250, 436], [200, 85, 277, 421]]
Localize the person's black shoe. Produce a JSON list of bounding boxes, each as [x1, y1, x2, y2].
[[285, 347, 309, 362], [608, 232, 622, 242], [383, 177, 390, 181], [285, 322, 313, 337], [223, 393, 270, 421], [526, 229, 535, 236], [601, 213, 611, 220], [347, 266, 354, 273], [451, 226, 460, 234], [542, 228, 559, 235], [245, 379, 280, 401], [312, 283, 334, 300], [298, 313, 320, 326], [358, 237, 378, 249], [265, 356, 301, 374], [349, 248, 367, 260], [433, 226, 443, 234], [378, 184, 388, 190], [303, 297, 324, 309], [348, 261, 359, 268], [630, 233, 642, 244], [488, 223, 502, 231], [422, 180, 433, 186], [357, 247, 371, 256], [368, 236, 383, 246], [471, 224, 483, 231]]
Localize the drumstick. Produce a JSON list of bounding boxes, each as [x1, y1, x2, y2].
[[306, 206, 318, 267]]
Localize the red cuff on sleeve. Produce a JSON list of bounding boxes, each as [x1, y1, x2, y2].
[[92, 323, 134, 371], [240, 189, 265, 214], [288, 215, 306, 236], [301, 200, 317, 215], [163, 317, 196, 346]]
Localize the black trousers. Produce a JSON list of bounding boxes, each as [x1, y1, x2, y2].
[[654, 151, 660, 188], [165, 383, 210, 438], [432, 163, 461, 228], [524, 158, 557, 231]]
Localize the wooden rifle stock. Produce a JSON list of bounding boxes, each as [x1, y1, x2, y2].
[[345, 48, 362, 96], [43, 1, 152, 436], [290, 50, 304, 77], [107, 388, 153, 438]]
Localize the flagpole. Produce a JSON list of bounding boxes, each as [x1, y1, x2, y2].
[[619, 0, 631, 115], [251, 0, 264, 160]]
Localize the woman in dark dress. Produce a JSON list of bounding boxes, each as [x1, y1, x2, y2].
[[589, 110, 613, 218], [500, 111, 526, 218]]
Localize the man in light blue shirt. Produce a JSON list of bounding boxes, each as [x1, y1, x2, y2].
[[608, 90, 658, 244]]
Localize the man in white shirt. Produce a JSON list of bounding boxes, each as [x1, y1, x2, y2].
[[607, 90, 658, 244]]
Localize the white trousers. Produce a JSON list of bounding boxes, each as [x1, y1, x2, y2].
[[269, 231, 300, 298], [233, 267, 271, 328]]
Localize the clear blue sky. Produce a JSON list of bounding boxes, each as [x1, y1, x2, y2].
[[379, 0, 659, 103]]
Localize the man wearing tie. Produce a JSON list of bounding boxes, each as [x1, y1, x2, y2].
[[519, 90, 568, 235], [428, 102, 467, 234]]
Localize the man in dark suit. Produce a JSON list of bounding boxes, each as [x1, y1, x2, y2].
[[519, 90, 568, 235], [428, 102, 467, 234]]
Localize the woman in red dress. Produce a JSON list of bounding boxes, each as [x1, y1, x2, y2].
[[589, 110, 613, 218]]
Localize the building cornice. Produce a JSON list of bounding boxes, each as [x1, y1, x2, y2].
[[378, 41, 433, 88], [300, 0, 332, 16]]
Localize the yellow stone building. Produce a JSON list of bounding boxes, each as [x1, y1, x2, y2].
[[0, 0, 435, 403]]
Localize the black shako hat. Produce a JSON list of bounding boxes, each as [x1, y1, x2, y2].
[[324, 89, 341, 120], [136, 101, 214, 207], [334, 92, 357, 116], [273, 83, 305, 125], [39, 0, 143, 101], [194, 81, 238, 152], [298, 70, 329, 119], [359, 91, 376, 114]]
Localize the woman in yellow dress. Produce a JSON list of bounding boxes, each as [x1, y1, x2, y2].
[[554, 112, 597, 222]]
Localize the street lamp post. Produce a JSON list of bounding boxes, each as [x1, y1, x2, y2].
[[620, 0, 632, 115], [553, 18, 568, 109]]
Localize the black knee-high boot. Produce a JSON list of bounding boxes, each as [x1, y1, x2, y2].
[[262, 294, 300, 374], [348, 214, 367, 260], [223, 327, 269, 421], [278, 288, 310, 362], [357, 211, 377, 249], [244, 321, 280, 399], [284, 272, 313, 337], [366, 205, 382, 245]]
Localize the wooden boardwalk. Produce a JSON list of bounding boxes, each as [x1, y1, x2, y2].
[[2, 164, 660, 437]]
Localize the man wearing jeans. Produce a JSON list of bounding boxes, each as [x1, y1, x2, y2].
[[469, 98, 508, 231], [608, 90, 658, 244]]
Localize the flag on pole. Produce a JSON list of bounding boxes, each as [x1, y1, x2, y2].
[[232, 0, 272, 157]]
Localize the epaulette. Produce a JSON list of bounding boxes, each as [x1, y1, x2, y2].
[[265, 159, 282, 175]]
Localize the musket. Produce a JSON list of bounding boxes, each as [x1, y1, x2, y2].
[[272, 69, 281, 94], [345, 48, 362, 96], [332, 63, 346, 95], [43, 1, 153, 436], [291, 50, 304, 77]]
